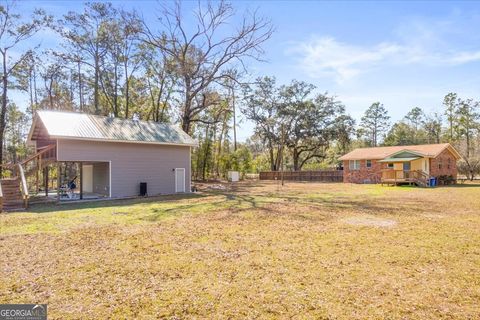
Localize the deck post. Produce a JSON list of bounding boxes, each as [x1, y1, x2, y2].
[[79, 162, 83, 200], [36, 156, 40, 194], [57, 163, 60, 202], [45, 166, 49, 197]]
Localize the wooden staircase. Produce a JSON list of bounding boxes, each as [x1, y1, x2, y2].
[[0, 178, 26, 211], [412, 170, 430, 187], [0, 144, 56, 212]]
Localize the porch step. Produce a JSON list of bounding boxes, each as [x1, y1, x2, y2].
[[1, 178, 25, 212], [3, 200, 25, 208]]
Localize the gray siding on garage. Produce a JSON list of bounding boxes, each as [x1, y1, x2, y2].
[[57, 139, 191, 198], [92, 162, 109, 196]]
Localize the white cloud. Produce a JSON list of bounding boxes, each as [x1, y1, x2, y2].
[[289, 20, 480, 83], [447, 51, 480, 64], [290, 37, 404, 83]]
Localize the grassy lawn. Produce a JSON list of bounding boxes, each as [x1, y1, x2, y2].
[[1, 181, 480, 319]]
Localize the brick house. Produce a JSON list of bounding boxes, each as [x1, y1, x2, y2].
[[339, 143, 461, 185]]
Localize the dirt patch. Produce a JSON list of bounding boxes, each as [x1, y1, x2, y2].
[[342, 215, 397, 228]]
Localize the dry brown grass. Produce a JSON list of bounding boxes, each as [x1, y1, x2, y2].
[[1, 181, 480, 319]]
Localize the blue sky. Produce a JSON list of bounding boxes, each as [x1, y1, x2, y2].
[[12, 1, 480, 141]]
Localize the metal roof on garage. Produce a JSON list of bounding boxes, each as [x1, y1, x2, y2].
[[28, 110, 198, 146]]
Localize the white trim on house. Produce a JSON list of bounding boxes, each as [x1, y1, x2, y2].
[[26, 116, 40, 145], [437, 145, 462, 160], [387, 149, 426, 158]]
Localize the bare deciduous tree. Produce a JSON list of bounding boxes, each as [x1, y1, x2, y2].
[[142, 0, 273, 134]]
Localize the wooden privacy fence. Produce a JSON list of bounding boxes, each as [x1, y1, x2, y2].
[[259, 170, 343, 182]]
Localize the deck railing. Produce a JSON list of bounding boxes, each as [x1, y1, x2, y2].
[[381, 169, 429, 186]]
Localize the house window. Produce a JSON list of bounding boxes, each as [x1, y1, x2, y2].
[[438, 159, 442, 170], [447, 158, 451, 169], [366, 160, 372, 168], [349, 160, 360, 170], [387, 163, 394, 169]]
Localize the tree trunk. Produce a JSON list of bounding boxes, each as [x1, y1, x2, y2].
[[268, 140, 275, 171], [181, 82, 193, 134], [293, 148, 300, 171], [274, 146, 282, 172], [202, 124, 211, 181], [77, 60, 83, 111], [232, 88, 237, 151], [0, 51, 8, 175], [69, 70, 75, 106], [94, 55, 100, 114], [113, 63, 118, 117], [216, 114, 228, 178], [466, 130, 470, 158], [181, 96, 193, 134], [33, 64, 38, 109], [157, 77, 167, 122], [28, 67, 34, 115], [449, 120, 453, 142], [48, 79, 54, 109], [211, 126, 217, 179], [124, 61, 130, 119]]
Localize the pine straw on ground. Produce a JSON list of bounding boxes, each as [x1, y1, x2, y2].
[[1, 181, 480, 319]]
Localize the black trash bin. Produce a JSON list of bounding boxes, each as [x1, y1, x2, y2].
[[140, 182, 147, 196]]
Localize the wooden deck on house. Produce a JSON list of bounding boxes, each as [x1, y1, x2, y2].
[[381, 169, 430, 187]]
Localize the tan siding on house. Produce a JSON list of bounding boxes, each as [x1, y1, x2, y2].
[[411, 158, 422, 171], [410, 158, 429, 174], [57, 139, 191, 198]]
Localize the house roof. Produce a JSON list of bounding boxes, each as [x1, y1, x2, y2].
[[378, 157, 421, 163], [28, 110, 197, 147], [339, 143, 461, 161]]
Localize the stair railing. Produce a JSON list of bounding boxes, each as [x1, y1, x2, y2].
[[17, 163, 29, 209], [19, 144, 56, 195], [411, 170, 429, 187], [20, 144, 56, 167]]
